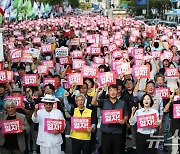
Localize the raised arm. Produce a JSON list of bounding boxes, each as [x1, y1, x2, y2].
[[91, 87, 102, 106]]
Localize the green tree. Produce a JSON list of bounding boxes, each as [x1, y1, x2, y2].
[[79, 2, 92, 10], [69, 0, 79, 8], [38, 0, 63, 5]]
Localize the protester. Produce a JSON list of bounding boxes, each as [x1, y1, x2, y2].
[[32, 94, 65, 154], [0, 99, 30, 154]]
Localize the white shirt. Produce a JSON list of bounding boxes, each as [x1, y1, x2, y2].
[[32, 108, 65, 148], [129, 108, 160, 134]]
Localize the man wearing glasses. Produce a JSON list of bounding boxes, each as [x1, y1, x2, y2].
[[32, 94, 65, 154]]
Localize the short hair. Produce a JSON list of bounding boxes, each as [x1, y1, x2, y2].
[[98, 65, 106, 70], [140, 94, 154, 108], [54, 74, 61, 80], [17, 64, 25, 70], [84, 78, 94, 88], [0, 83, 6, 89], [108, 84, 118, 91], [154, 42, 159, 48], [116, 79, 125, 89], [146, 81, 155, 87], [155, 73, 165, 81], [44, 83, 55, 92], [75, 94, 85, 102], [4, 99, 17, 109], [78, 82, 88, 90], [124, 78, 134, 84]]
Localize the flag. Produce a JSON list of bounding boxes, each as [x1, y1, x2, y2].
[[0, 7, 4, 16], [4, 0, 12, 12], [44, 3, 51, 13]]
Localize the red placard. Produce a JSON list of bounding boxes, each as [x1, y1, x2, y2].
[[33, 37, 41, 44], [109, 44, 117, 52], [44, 118, 65, 133], [62, 80, 70, 89], [93, 57, 105, 64], [1, 119, 23, 134], [72, 59, 85, 70], [112, 51, 122, 59], [165, 68, 179, 78], [133, 48, 144, 56], [134, 54, 144, 60], [0, 63, 2, 71], [115, 63, 131, 75], [67, 73, 83, 86], [133, 65, 150, 78], [98, 72, 116, 86], [23, 74, 38, 86], [161, 50, 174, 61], [41, 44, 52, 53], [102, 39, 110, 46], [82, 65, 98, 78], [11, 49, 22, 60], [173, 104, 180, 119], [137, 113, 157, 128], [0, 71, 7, 83], [71, 117, 91, 131], [154, 88, 170, 99], [43, 78, 57, 89], [6, 96, 24, 108], [71, 38, 80, 46], [111, 60, 125, 71], [91, 47, 101, 55], [42, 60, 54, 69], [59, 57, 71, 65], [144, 55, 153, 61], [37, 65, 49, 75], [6, 71, 13, 82], [72, 50, 83, 58], [102, 109, 123, 124]]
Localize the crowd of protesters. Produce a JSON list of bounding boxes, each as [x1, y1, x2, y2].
[[0, 14, 179, 154]]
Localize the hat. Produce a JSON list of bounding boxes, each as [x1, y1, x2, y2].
[[41, 94, 57, 103], [12, 87, 21, 93]]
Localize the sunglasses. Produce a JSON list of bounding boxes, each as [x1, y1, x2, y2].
[[44, 102, 54, 105]]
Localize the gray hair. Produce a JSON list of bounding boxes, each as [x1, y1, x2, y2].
[[75, 94, 86, 102], [4, 99, 17, 109]]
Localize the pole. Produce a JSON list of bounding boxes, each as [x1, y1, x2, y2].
[[147, 0, 149, 16]]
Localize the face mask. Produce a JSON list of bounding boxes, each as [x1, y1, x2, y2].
[[46, 56, 51, 60], [4, 64, 8, 68], [26, 66, 31, 72]]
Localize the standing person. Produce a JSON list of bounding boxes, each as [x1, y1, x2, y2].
[[32, 94, 65, 154], [91, 84, 128, 154], [70, 94, 96, 154], [129, 94, 160, 154], [0, 83, 6, 112], [0, 99, 30, 154]]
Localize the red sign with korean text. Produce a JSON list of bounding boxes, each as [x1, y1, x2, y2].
[[93, 57, 105, 64], [6, 71, 13, 82], [11, 49, 22, 60], [137, 113, 157, 128], [109, 44, 117, 52], [154, 88, 170, 99], [43, 78, 57, 89], [41, 44, 52, 53], [33, 37, 41, 44], [133, 65, 150, 78], [82, 65, 98, 78], [37, 65, 49, 75], [44, 118, 65, 133], [23, 74, 38, 86], [1, 119, 23, 134], [173, 104, 180, 119], [91, 47, 101, 55], [102, 109, 123, 124], [59, 57, 71, 65], [98, 72, 116, 86], [72, 59, 85, 70], [72, 50, 83, 58], [67, 73, 83, 86], [151, 50, 161, 59], [0, 71, 7, 83], [6, 96, 24, 108], [42, 60, 54, 69], [115, 63, 131, 75], [71, 117, 91, 131], [165, 68, 179, 78]]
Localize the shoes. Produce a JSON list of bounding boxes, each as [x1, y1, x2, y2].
[[32, 151, 37, 154], [163, 146, 169, 152]]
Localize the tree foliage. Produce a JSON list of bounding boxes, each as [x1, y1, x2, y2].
[[38, 0, 63, 5], [79, 2, 92, 10], [69, 0, 79, 8]]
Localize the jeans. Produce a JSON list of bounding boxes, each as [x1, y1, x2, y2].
[[162, 113, 170, 144]]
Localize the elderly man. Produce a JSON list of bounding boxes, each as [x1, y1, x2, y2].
[[32, 94, 65, 154], [0, 99, 30, 154]]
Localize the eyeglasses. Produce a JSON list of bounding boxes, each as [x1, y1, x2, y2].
[[44, 102, 54, 105]]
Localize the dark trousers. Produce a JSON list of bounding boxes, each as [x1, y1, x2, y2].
[[71, 138, 91, 154], [136, 132, 157, 154], [101, 132, 124, 154]]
